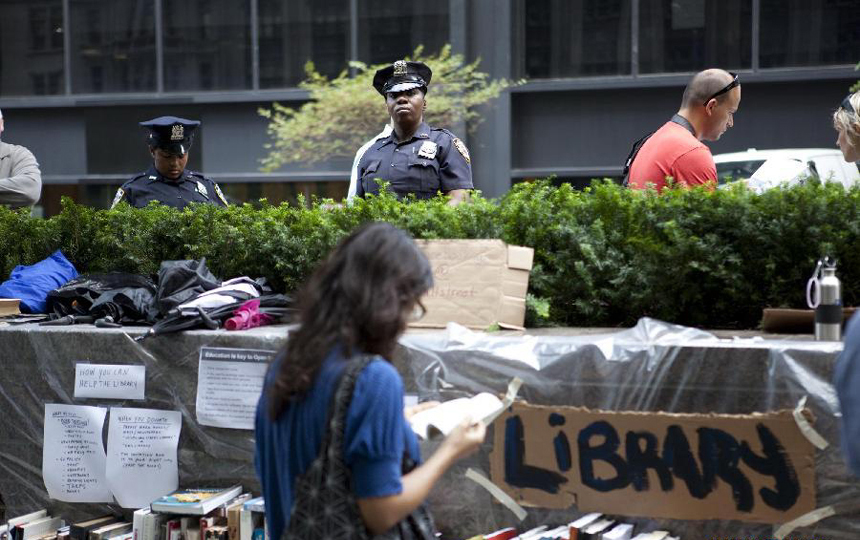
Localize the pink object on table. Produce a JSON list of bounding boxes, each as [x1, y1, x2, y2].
[[225, 298, 273, 331]]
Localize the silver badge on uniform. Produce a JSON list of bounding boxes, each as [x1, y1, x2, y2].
[[171, 124, 184, 141], [417, 141, 437, 160], [393, 60, 408, 76], [196, 180, 209, 199]]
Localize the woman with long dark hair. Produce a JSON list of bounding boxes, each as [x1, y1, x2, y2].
[[255, 222, 485, 538]]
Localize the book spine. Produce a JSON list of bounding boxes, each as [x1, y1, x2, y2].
[[22, 518, 64, 540], [132, 510, 149, 540], [238, 510, 251, 540]]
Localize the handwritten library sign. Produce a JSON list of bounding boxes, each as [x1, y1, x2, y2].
[[74, 363, 146, 400], [489, 402, 815, 524]]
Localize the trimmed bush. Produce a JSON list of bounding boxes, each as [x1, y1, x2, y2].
[[1, 180, 858, 329]]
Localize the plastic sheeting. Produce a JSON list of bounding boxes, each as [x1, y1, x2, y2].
[[0, 318, 857, 539], [399, 319, 859, 539]]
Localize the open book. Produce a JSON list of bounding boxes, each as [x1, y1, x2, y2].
[[409, 393, 504, 439]]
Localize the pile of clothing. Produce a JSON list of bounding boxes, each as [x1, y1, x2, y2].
[[0, 253, 293, 337]]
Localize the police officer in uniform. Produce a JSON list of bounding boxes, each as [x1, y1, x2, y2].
[[111, 116, 228, 209], [353, 60, 473, 205]]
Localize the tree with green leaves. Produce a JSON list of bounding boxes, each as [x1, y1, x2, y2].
[[258, 45, 513, 172]]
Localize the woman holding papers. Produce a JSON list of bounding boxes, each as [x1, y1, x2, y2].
[[254, 222, 486, 539]]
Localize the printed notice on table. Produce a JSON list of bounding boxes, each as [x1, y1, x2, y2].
[[42, 404, 113, 503], [105, 407, 181, 508], [74, 363, 146, 400], [196, 347, 276, 430]]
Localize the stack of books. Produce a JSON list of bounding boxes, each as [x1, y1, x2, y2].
[[1, 510, 64, 540], [140, 485, 262, 540]]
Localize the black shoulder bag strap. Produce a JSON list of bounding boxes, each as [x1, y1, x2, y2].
[[621, 114, 697, 187]]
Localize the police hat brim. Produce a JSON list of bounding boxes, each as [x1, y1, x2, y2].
[[152, 142, 189, 155], [384, 81, 426, 95]]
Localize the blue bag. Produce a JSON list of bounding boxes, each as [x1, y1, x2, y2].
[[0, 250, 79, 313]]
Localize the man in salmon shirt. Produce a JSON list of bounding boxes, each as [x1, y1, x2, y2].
[[627, 69, 741, 192]]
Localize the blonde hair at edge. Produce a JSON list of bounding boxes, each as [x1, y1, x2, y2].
[[834, 91, 860, 149]]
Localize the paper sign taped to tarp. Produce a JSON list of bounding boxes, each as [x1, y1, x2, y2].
[[489, 402, 816, 524], [413, 240, 534, 330]]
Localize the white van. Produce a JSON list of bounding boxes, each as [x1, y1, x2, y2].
[[714, 148, 860, 189]]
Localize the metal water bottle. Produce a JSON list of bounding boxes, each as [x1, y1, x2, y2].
[[807, 257, 842, 341]]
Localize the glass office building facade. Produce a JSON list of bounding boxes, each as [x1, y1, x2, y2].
[[0, 0, 856, 214]]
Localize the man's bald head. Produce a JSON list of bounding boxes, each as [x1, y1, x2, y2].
[[681, 69, 737, 109]]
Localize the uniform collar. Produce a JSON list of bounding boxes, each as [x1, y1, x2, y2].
[[146, 165, 190, 184], [384, 121, 431, 146]]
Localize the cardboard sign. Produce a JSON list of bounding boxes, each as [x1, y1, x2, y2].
[[414, 240, 533, 330], [489, 402, 816, 524]]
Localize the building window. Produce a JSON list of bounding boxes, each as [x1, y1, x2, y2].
[[258, 0, 349, 89], [69, 0, 157, 93], [760, 0, 860, 68], [0, 0, 65, 96], [639, 0, 751, 74], [357, 1, 450, 65], [516, 0, 632, 79], [162, 0, 252, 91]]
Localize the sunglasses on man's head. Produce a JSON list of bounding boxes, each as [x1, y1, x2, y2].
[[703, 72, 739, 106], [841, 95, 856, 115]]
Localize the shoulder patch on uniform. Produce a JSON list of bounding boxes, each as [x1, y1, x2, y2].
[[213, 183, 228, 205], [452, 137, 471, 164], [110, 188, 125, 209]]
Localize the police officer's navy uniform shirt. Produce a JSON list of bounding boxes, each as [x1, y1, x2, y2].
[[355, 121, 473, 199], [112, 166, 227, 209]]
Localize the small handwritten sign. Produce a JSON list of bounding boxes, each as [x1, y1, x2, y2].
[[75, 364, 146, 400], [42, 404, 113, 502], [106, 407, 181, 508]]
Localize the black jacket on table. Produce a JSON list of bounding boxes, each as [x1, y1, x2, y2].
[[111, 166, 228, 209], [355, 122, 473, 200]]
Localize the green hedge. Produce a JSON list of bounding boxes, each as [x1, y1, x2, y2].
[[2, 180, 859, 329]]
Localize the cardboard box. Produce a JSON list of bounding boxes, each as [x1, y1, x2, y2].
[[412, 240, 534, 330]]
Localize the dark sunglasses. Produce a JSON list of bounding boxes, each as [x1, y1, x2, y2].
[[841, 95, 856, 115], [703, 72, 739, 106]]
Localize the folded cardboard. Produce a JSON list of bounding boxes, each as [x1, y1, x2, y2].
[[413, 239, 534, 330], [0, 298, 21, 317], [761, 307, 856, 334]]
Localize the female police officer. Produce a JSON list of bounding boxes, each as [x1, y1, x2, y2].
[[111, 116, 228, 209], [353, 61, 473, 206]]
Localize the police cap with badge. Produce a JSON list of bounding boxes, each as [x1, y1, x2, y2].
[[142, 116, 199, 155], [373, 60, 432, 96]]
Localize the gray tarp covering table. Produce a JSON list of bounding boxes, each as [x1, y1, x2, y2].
[[0, 318, 857, 538]]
